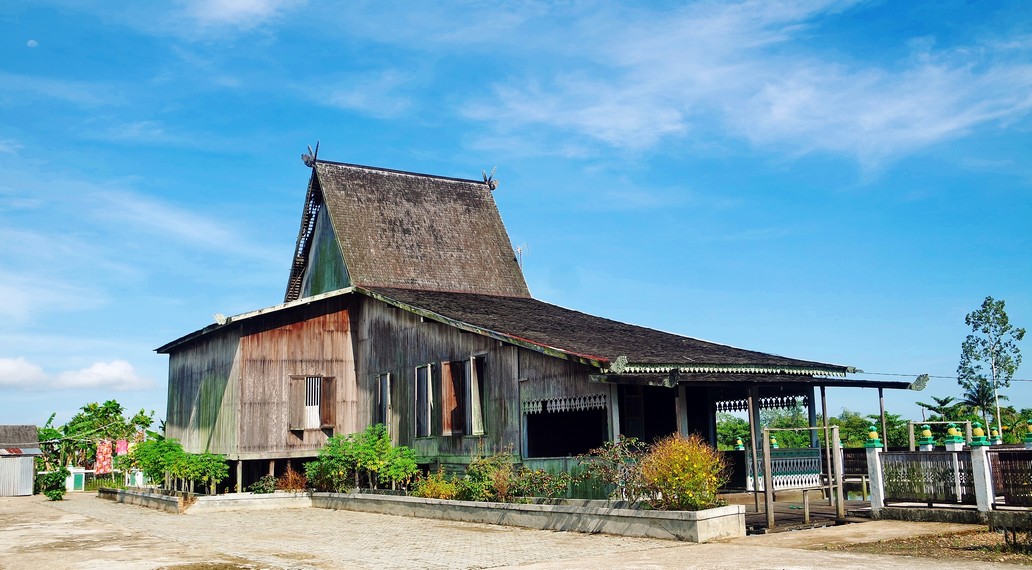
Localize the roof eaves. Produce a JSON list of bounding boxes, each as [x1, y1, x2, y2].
[[618, 363, 854, 377], [156, 287, 356, 354]]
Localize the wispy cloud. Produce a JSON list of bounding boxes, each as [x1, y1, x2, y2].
[[0, 271, 106, 322], [0, 71, 125, 107], [178, 0, 305, 30], [0, 357, 153, 391], [459, 1, 1032, 168], [314, 70, 415, 118]]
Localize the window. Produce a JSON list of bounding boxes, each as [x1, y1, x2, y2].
[[414, 365, 433, 438], [523, 395, 608, 458], [375, 373, 391, 430], [440, 356, 486, 437], [289, 375, 335, 430]]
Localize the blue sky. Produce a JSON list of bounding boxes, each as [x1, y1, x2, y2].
[[2, 0, 1030, 427]]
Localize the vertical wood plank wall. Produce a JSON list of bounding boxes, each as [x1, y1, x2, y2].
[[166, 330, 242, 454]]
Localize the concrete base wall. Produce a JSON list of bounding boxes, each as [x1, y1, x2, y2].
[[98, 488, 183, 514], [187, 492, 312, 514], [312, 493, 745, 542], [871, 506, 986, 524]]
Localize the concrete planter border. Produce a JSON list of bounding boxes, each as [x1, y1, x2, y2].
[[313, 492, 745, 542], [98, 488, 312, 514], [98, 487, 745, 542]]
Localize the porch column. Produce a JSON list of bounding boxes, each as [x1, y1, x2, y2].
[[747, 385, 761, 511], [675, 384, 689, 437], [235, 460, 243, 493], [807, 386, 818, 448], [608, 383, 621, 442], [821, 385, 833, 505]]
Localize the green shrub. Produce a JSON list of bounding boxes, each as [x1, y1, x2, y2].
[[639, 433, 729, 511], [305, 424, 417, 492], [38, 467, 70, 501], [576, 436, 647, 501], [511, 467, 571, 499], [457, 451, 517, 502], [411, 470, 458, 499], [249, 475, 277, 494]]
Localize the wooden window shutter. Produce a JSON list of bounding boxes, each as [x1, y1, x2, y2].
[[468, 357, 485, 436], [288, 376, 305, 431], [440, 361, 455, 436], [320, 376, 336, 428]]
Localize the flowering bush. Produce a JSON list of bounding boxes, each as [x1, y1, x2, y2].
[[639, 434, 729, 511], [411, 470, 458, 500]]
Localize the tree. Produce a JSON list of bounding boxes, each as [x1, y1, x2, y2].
[[959, 378, 1007, 427], [958, 296, 1025, 436], [916, 396, 958, 421]]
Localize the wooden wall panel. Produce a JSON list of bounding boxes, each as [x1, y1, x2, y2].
[[237, 306, 357, 456], [165, 330, 241, 455]]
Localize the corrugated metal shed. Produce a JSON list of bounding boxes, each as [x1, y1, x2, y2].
[[0, 425, 40, 497]]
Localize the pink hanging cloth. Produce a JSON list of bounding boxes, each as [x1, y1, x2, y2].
[[115, 439, 129, 455], [95, 440, 113, 475]]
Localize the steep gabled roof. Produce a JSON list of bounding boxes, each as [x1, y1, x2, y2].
[[365, 287, 854, 377], [0, 425, 39, 448], [285, 161, 530, 302]]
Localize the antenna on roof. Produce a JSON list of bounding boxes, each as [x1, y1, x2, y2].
[[301, 140, 320, 167], [514, 243, 528, 270], [482, 166, 498, 191]]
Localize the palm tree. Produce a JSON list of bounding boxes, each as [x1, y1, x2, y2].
[[960, 379, 1007, 427], [916, 396, 958, 421]]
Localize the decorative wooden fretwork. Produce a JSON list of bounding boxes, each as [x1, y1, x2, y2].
[[522, 394, 607, 415], [990, 449, 1032, 507], [747, 448, 823, 491], [716, 395, 809, 413], [880, 451, 975, 505]]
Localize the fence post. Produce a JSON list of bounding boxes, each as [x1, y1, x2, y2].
[[969, 444, 994, 512], [763, 428, 774, 530], [865, 425, 884, 513], [831, 426, 845, 518], [969, 423, 994, 512]]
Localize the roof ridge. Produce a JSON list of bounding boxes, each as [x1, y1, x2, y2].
[[315, 159, 490, 186]]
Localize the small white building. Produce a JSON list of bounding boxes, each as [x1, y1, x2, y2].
[[0, 425, 42, 496]]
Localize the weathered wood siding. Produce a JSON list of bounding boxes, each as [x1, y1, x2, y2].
[[354, 297, 521, 462], [237, 306, 358, 457], [166, 330, 241, 455]]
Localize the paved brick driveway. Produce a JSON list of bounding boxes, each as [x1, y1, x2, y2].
[[0, 493, 1019, 570]]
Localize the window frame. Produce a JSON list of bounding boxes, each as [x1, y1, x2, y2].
[[414, 364, 434, 438]]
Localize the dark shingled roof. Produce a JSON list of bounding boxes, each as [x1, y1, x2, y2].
[[0, 425, 38, 447], [286, 161, 530, 301], [365, 287, 852, 376]]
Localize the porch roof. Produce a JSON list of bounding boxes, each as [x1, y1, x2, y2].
[[365, 287, 854, 377]]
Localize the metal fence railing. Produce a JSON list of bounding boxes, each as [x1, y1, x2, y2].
[[881, 451, 975, 505]]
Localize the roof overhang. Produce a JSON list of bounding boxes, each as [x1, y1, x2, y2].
[[590, 372, 913, 390]]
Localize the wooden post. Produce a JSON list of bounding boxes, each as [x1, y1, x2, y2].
[[879, 388, 887, 449], [832, 426, 845, 519], [821, 385, 833, 505], [908, 421, 915, 451], [807, 386, 819, 449], [803, 489, 810, 524], [861, 475, 868, 502], [747, 386, 761, 512], [763, 428, 775, 530], [269, 459, 275, 477], [236, 460, 243, 493]]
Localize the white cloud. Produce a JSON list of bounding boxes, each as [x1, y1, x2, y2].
[[26, 40, 38, 48], [56, 360, 153, 390], [178, 0, 304, 29], [0, 271, 106, 322], [0, 358, 48, 388], [318, 70, 414, 118], [0, 357, 153, 391], [0, 71, 124, 107]]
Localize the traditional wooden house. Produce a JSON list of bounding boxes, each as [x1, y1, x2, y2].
[[159, 160, 908, 490], [0, 425, 41, 496]]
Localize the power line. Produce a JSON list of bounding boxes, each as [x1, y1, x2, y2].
[[854, 371, 1032, 383]]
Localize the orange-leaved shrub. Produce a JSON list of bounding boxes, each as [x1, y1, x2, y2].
[[411, 470, 458, 500], [639, 433, 729, 511]]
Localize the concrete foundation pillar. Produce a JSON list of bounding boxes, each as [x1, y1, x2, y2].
[[970, 445, 995, 512]]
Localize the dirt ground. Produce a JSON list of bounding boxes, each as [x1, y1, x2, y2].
[[832, 528, 1032, 566]]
